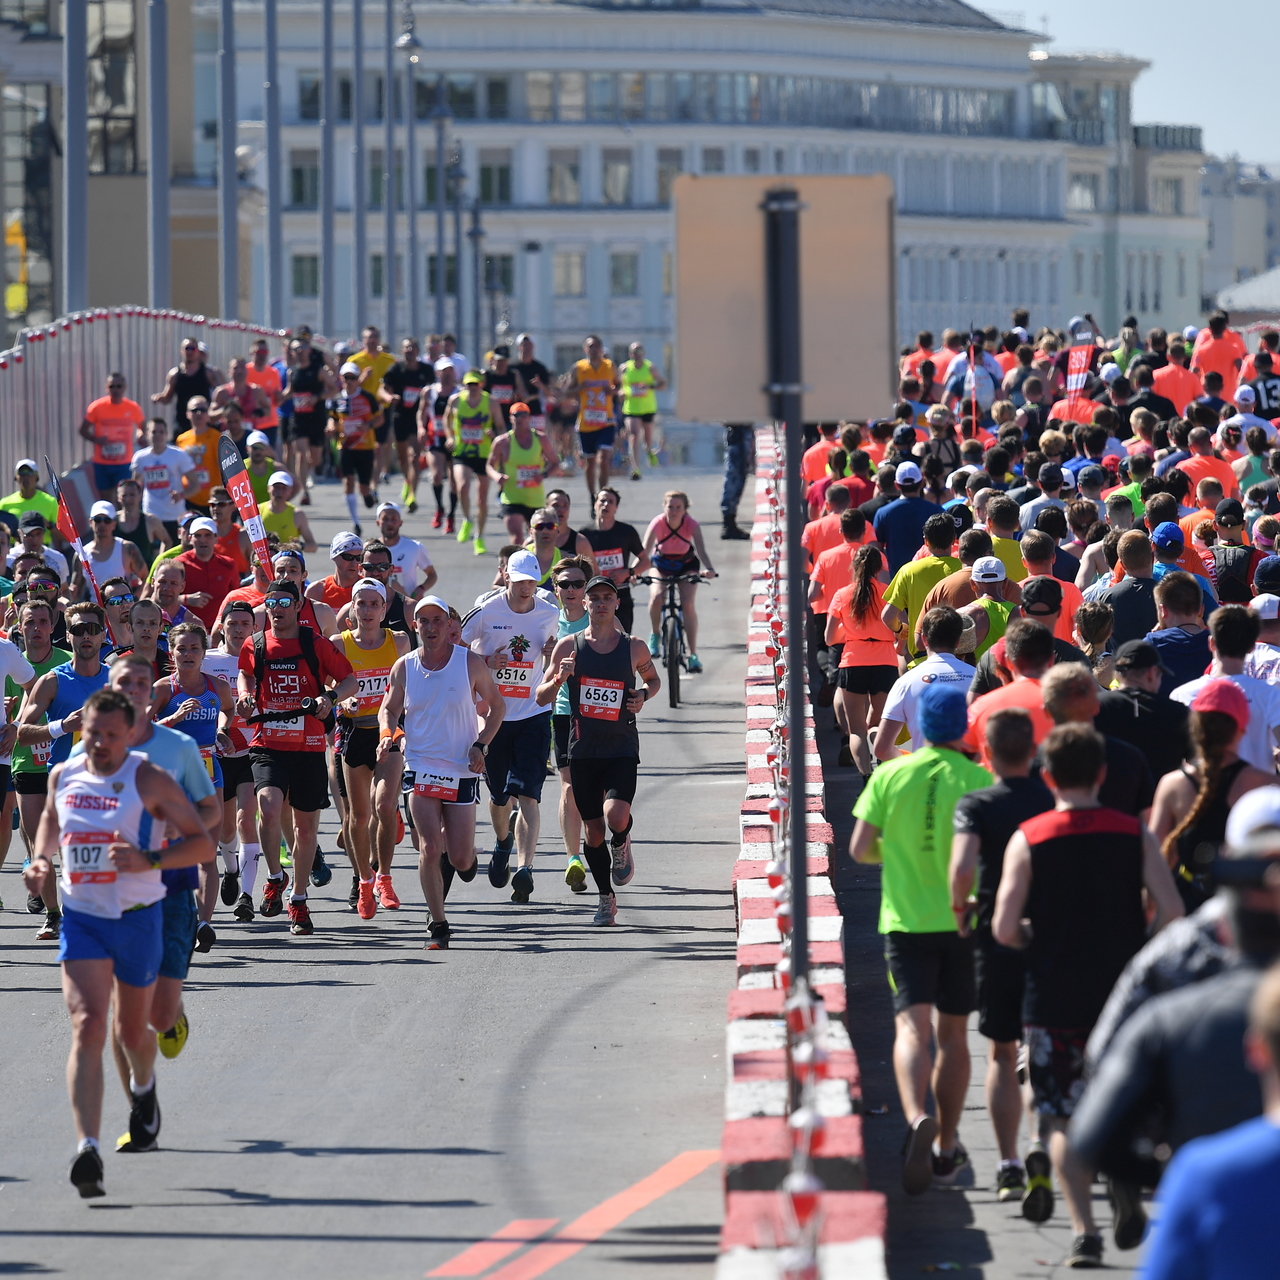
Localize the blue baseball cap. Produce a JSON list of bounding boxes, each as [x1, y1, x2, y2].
[[920, 682, 969, 746], [1151, 521, 1185, 550]]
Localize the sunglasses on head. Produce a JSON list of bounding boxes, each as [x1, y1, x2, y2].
[[68, 621, 104, 636], [264, 595, 296, 609], [337, 552, 362, 563]]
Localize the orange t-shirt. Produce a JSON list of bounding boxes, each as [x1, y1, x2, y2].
[[1152, 363, 1203, 416], [315, 574, 353, 610], [810, 539, 863, 614], [801, 513, 846, 567], [1179, 508, 1218, 547], [996, 351, 1019, 375], [1020, 572, 1084, 643], [967, 677, 1053, 767], [1048, 396, 1103, 426], [175, 425, 222, 506], [244, 363, 282, 430], [1192, 336, 1244, 395], [802, 439, 839, 486], [85, 396, 144, 466], [1177, 453, 1241, 501], [829, 580, 897, 666], [216, 527, 249, 576], [901, 347, 936, 378]]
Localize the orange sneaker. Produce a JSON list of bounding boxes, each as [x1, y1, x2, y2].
[[356, 879, 377, 920], [376, 874, 401, 910]]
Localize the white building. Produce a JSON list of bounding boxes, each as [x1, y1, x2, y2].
[[180, 0, 1208, 406]]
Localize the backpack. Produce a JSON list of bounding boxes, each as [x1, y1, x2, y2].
[[1211, 544, 1254, 603], [252, 625, 337, 733]]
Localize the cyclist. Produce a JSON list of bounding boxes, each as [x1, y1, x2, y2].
[[619, 342, 667, 479], [560, 335, 621, 498], [489, 402, 559, 543], [537, 575, 661, 925], [642, 490, 717, 673], [446, 370, 503, 555], [582, 487, 650, 634]]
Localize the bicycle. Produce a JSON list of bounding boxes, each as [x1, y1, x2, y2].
[[635, 572, 715, 708]]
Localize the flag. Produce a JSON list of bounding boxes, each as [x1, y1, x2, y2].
[[44, 457, 114, 642], [1066, 343, 1092, 417], [217, 435, 273, 576]]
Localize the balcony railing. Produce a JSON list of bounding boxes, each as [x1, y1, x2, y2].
[[1134, 124, 1202, 152]]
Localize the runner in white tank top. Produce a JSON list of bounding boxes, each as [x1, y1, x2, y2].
[[379, 596, 505, 949]]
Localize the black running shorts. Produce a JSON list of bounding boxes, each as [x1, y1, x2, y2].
[[249, 747, 330, 813], [567, 756, 638, 821], [883, 930, 976, 1017]]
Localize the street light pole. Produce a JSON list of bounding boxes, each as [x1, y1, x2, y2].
[[382, 0, 395, 339], [62, 0, 87, 312], [352, 0, 366, 332], [319, 0, 335, 334], [467, 197, 482, 362], [264, 0, 284, 327], [217, 0, 237, 318], [395, 3, 422, 342], [146, 0, 169, 308], [432, 74, 449, 336]]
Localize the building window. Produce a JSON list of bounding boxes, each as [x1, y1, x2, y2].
[[589, 72, 617, 121], [557, 72, 586, 122], [338, 75, 352, 122], [744, 147, 761, 174], [87, 0, 138, 173], [901, 155, 945, 214], [646, 73, 669, 121], [290, 149, 319, 208], [1178, 254, 1187, 297], [774, 148, 786, 173], [1067, 172, 1098, 212], [602, 148, 632, 205], [1151, 177, 1183, 216], [1124, 252, 1134, 312], [370, 252, 403, 298], [673, 73, 695, 121], [620, 72, 645, 121], [548, 149, 580, 205], [484, 254, 515, 295], [2, 80, 54, 338], [1092, 250, 1102, 297], [657, 148, 683, 205], [662, 250, 673, 295], [369, 148, 403, 211], [292, 254, 319, 297], [953, 157, 993, 216], [299, 72, 320, 121], [702, 147, 725, 174], [610, 252, 639, 296], [527, 71, 554, 122], [484, 75, 509, 120], [479, 149, 512, 205], [427, 254, 458, 296], [446, 74, 476, 119], [553, 250, 585, 297]]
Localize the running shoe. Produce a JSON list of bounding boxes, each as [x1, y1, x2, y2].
[[233, 892, 255, 922], [376, 874, 401, 910], [363, 491, 376, 509], [630, 468, 641, 481], [26, 872, 44, 912], [288, 899, 314, 935], [36, 911, 60, 941], [487, 845, 512, 888], [426, 921, 451, 949], [194, 922, 216, 953], [610, 831, 635, 886], [510, 866, 534, 902], [356, 880, 377, 920], [260, 873, 289, 917], [353, 523, 362, 537], [647, 633, 660, 657], [348, 874, 360, 910], [687, 654, 703, 674], [279, 840, 292, 868], [995, 1162, 1025, 1202], [837, 740, 855, 768], [647, 449, 658, 467], [219, 870, 240, 906], [593, 893, 617, 926], [157, 1012, 189, 1060], [456, 518, 473, 543], [299, 492, 311, 506], [931, 1141, 968, 1185], [310, 846, 333, 887], [69, 1145, 105, 1198], [407, 499, 418, 514], [445, 515, 456, 535], [901, 1114, 938, 1196], [1022, 1143, 1054, 1223], [401, 481, 413, 504], [432, 509, 443, 529], [1065, 1235, 1103, 1269], [1108, 1177, 1148, 1250], [565, 855, 587, 893], [127, 1081, 161, 1152], [473, 536, 486, 555]]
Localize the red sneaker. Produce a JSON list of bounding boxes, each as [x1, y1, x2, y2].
[[260, 873, 289, 918], [445, 515, 456, 536], [287, 899, 314, 935], [396, 810, 405, 844], [376, 874, 401, 910], [356, 880, 377, 920], [432, 510, 443, 529]]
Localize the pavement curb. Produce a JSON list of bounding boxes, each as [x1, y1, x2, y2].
[[717, 430, 887, 1278]]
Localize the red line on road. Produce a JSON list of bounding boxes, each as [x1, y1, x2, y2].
[[427, 1219, 561, 1276], [481, 1149, 721, 1280]]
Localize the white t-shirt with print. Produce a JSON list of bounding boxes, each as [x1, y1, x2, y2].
[[460, 592, 560, 722]]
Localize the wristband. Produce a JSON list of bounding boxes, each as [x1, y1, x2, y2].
[[47, 719, 64, 739]]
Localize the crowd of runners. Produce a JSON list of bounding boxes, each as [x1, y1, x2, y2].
[[804, 310, 1280, 1271], [2, 326, 727, 1201]]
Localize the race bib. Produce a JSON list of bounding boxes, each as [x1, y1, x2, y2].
[[343, 423, 369, 448], [582, 409, 609, 427], [189, 468, 209, 489], [402, 387, 420, 405], [516, 465, 542, 489], [261, 707, 304, 745], [414, 773, 459, 801], [529, 415, 547, 430], [490, 385, 513, 404], [141, 464, 170, 492], [580, 677, 625, 721], [32, 740, 51, 767], [356, 668, 390, 712], [460, 425, 484, 444], [63, 829, 116, 884], [102, 439, 128, 460], [629, 384, 651, 397], [292, 392, 315, 411], [495, 661, 534, 699], [200, 745, 216, 777], [594, 550, 625, 572]]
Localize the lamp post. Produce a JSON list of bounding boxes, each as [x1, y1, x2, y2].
[[382, 0, 395, 338], [447, 140, 465, 354], [146, 0, 169, 308], [352, 0, 366, 331], [394, 3, 421, 342], [467, 198, 483, 364], [62, 0, 87, 312], [432, 74, 451, 336], [264, 0, 283, 327], [217, 0, 237, 318], [319, 0, 334, 334]]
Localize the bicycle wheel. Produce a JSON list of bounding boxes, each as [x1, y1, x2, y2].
[[664, 614, 681, 708]]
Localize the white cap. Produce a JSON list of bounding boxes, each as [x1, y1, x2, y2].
[[1251, 594, 1280, 620], [1099, 362, 1123, 385], [1059, 468, 1076, 489], [506, 549, 542, 582], [1183, 325, 1201, 342], [1235, 385, 1257, 406], [947, 465, 976, 489], [89, 500, 117, 520], [434, 357, 454, 372], [246, 429, 271, 449], [351, 577, 387, 601], [895, 461, 923, 485], [414, 594, 451, 617], [330, 531, 363, 558], [268, 470, 293, 488], [333, 341, 354, 357], [376, 502, 401, 518], [189, 516, 218, 535], [14, 458, 36, 475], [1225, 784, 1280, 855], [339, 362, 362, 378], [971, 555, 1007, 583]]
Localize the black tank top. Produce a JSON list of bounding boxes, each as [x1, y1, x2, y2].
[[173, 365, 215, 432], [116, 512, 156, 566], [555, 524, 579, 554], [384, 591, 416, 648], [1174, 759, 1249, 911], [1021, 807, 1147, 1029], [484, 369, 519, 429], [568, 630, 639, 760]]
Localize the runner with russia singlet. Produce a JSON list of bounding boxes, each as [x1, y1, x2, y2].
[[334, 578, 411, 920], [537, 575, 660, 926], [378, 595, 505, 950], [23, 685, 212, 1199]]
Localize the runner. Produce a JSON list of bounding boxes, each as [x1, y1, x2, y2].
[[113, 477, 170, 567], [538, 575, 661, 924], [559, 335, 620, 498], [545, 488, 597, 562], [174, 398, 222, 515], [152, 337, 220, 436], [378, 596, 504, 949], [80, 373, 146, 501], [334, 540, 415, 640], [512, 334, 554, 436], [262, 470, 317, 552], [619, 342, 667, 478], [483, 344, 529, 433], [422, 358, 459, 531], [152, 622, 235, 951], [328, 363, 383, 535], [348, 325, 398, 483], [375, 502, 436, 600], [642, 490, 718, 673], [283, 334, 337, 503], [378, 337, 432, 513], [0, 605, 37, 893], [263, 548, 339, 638], [304, 531, 364, 617], [0, 456, 59, 528], [334, 578, 411, 918], [488, 402, 559, 543], [244, 337, 283, 449], [119, 597, 171, 679], [175, 517, 241, 631], [581, 487, 649, 634], [243, 430, 279, 507], [460, 548, 560, 903], [206, 486, 252, 577], [446, 370, 502, 555], [235, 578, 357, 935], [70, 502, 148, 598], [212, 357, 273, 433]]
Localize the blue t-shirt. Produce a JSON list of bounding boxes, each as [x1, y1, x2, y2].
[[1141, 1115, 1280, 1279], [1145, 626, 1213, 697], [873, 496, 944, 575], [71, 722, 214, 893], [1152, 561, 1218, 620]]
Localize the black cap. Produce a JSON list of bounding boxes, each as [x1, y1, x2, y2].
[[1216, 498, 1246, 525], [222, 598, 257, 618], [1255, 555, 1280, 593], [584, 575, 619, 596], [1114, 639, 1170, 673], [17, 510, 45, 530], [1020, 576, 1063, 615], [892, 424, 916, 445], [492, 343, 510, 357], [1038, 463, 1064, 488]]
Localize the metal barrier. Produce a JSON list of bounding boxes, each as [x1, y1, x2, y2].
[[0, 309, 308, 485]]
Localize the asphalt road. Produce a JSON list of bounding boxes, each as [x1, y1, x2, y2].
[[0, 460, 747, 1280]]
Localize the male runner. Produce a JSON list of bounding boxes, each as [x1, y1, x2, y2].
[[560, 335, 621, 498], [347, 325, 397, 483], [460, 548, 560, 902], [236, 578, 357, 936], [130, 419, 194, 541], [22, 686, 212, 1198], [581, 487, 649, 634], [245, 337, 283, 449], [421, 358, 459, 531], [307, 531, 365, 613], [619, 342, 667, 478], [488, 402, 559, 542], [538, 575, 660, 924], [334, 540, 414, 640], [328, 363, 384, 533], [375, 502, 436, 599], [446, 370, 503, 555], [80, 372, 146, 500], [378, 596, 505, 949], [378, 337, 432, 512]]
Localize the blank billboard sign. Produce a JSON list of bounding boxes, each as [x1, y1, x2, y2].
[[673, 174, 895, 423]]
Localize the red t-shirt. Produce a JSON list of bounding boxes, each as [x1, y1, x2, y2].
[[1048, 396, 1103, 426], [238, 631, 354, 752], [833, 474, 875, 507], [177, 549, 243, 629]]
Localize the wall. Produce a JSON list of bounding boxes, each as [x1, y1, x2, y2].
[[87, 173, 149, 305]]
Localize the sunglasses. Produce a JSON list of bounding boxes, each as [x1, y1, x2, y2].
[[264, 596, 296, 609], [107, 383, 125, 390], [190, 406, 209, 414], [104, 593, 135, 605], [209, 499, 233, 507], [342, 373, 359, 380], [27, 582, 56, 594], [556, 579, 587, 590], [360, 561, 391, 573], [91, 516, 114, 524], [67, 621, 105, 636], [337, 552, 363, 563], [532, 523, 556, 531]]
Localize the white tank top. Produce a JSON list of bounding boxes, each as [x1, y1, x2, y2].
[[402, 645, 479, 781], [56, 752, 163, 919], [88, 537, 127, 585]]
